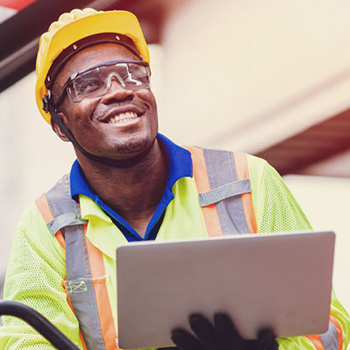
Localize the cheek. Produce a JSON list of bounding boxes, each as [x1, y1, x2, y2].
[[66, 100, 97, 127], [139, 89, 157, 110]]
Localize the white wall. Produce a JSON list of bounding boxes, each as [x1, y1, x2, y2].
[[0, 72, 75, 283], [284, 175, 350, 313], [160, 0, 350, 153], [301, 150, 350, 178]]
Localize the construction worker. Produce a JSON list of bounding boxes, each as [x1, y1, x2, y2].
[[0, 8, 349, 350]]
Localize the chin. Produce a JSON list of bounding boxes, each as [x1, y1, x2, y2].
[[101, 134, 157, 159]]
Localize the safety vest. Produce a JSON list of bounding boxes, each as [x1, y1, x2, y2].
[[35, 147, 341, 350]]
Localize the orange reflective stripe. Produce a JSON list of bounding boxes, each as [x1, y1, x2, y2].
[[85, 230, 119, 350], [187, 146, 222, 237], [233, 152, 257, 233], [79, 332, 88, 350], [55, 231, 66, 250], [305, 314, 343, 350], [330, 314, 344, 350], [35, 194, 54, 223], [306, 334, 326, 350], [35, 194, 65, 249]]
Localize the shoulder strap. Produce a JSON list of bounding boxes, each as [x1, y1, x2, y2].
[[187, 146, 257, 235], [35, 175, 118, 350], [36, 174, 88, 237]]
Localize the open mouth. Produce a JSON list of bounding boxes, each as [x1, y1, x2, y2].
[[106, 111, 138, 124]]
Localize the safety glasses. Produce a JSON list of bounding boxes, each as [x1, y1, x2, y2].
[[54, 60, 150, 108]]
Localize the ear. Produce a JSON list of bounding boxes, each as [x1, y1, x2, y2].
[[51, 112, 70, 142]]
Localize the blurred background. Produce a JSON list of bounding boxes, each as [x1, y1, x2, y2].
[[0, 0, 349, 316]]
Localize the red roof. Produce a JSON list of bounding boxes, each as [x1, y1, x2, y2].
[[0, 0, 37, 11]]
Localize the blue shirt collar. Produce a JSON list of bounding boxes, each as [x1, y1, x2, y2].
[[157, 133, 193, 189], [70, 133, 192, 200]]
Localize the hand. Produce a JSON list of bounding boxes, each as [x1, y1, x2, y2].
[[170, 313, 278, 350]]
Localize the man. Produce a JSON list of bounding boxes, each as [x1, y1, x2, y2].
[[0, 8, 349, 350]]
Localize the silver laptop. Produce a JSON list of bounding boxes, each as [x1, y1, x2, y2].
[[117, 230, 335, 349]]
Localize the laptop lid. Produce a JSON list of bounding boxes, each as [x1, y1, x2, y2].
[[116, 230, 335, 349]]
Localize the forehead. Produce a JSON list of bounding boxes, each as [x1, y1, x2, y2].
[[54, 43, 140, 89]]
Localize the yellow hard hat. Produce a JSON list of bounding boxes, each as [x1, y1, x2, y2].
[[35, 8, 150, 124]]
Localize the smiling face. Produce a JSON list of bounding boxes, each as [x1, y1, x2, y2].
[[52, 43, 158, 161]]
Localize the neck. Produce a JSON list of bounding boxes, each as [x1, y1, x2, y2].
[[76, 138, 168, 237]]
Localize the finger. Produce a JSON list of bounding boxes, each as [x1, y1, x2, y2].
[[214, 313, 245, 349], [244, 340, 261, 350], [171, 328, 205, 350], [257, 329, 279, 350], [189, 314, 223, 350]]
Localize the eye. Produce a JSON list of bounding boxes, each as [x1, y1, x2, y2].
[[129, 66, 148, 78], [79, 80, 103, 93], [124, 69, 149, 86]]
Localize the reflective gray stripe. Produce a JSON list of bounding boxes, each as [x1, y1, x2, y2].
[[64, 225, 106, 350], [199, 179, 251, 206], [203, 149, 251, 234], [46, 175, 84, 228], [320, 321, 339, 350], [46, 175, 106, 350], [47, 212, 88, 236]]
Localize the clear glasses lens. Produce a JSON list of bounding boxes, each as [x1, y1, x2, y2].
[[67, 62, 150, 103]]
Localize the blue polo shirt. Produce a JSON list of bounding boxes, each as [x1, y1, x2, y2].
[[70, 133, 193, 242]]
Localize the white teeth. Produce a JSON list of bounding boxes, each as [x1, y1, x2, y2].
[[108, 111, 138, 124]]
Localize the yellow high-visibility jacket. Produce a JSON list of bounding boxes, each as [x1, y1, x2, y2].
[[0, 148, 349, 350]]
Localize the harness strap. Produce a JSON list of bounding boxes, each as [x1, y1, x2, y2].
[[35, 194, 86, 349], [189, 146, 222, 236], [35, 194, 66, 249], [85, 236, 119, 349], [63, 224, 106, 350], [36, 175, 118, 350], [188, 146, 257, 235]]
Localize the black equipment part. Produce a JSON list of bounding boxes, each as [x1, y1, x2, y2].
[[0, 301, 80, 350]]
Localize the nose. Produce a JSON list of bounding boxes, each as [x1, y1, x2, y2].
[[101, 75, 135, 104]]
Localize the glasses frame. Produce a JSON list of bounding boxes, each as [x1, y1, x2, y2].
[[52, 60, 150, 110]]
